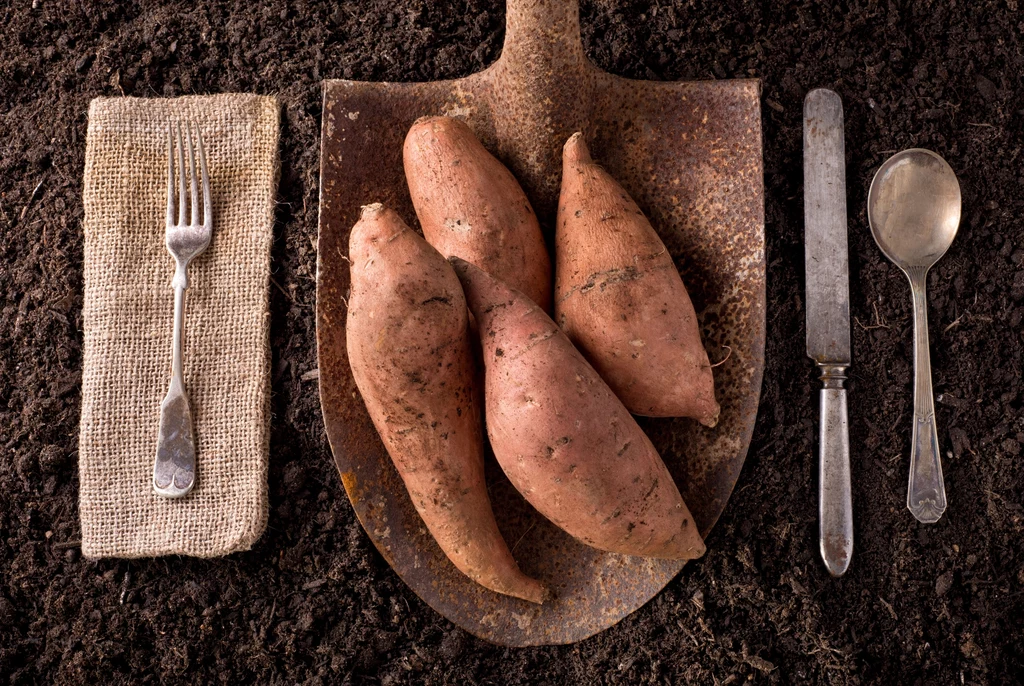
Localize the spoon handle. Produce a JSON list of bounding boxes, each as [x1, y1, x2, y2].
[[907, 270, 947, 523]]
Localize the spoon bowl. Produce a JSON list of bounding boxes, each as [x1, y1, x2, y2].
[[867, 148, 961, 524], [868, 148, 961, 270]]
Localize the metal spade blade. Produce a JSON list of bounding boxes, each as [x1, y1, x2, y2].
[[317, 0, 765, 646]]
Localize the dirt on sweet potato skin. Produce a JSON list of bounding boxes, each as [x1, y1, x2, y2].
[[1, 1, 1022, 684]]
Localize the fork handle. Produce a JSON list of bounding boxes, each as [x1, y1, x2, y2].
[[171, 281, 185, 382], [154, 279, 196, 498]]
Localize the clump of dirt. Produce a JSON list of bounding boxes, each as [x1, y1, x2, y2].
[[1, 0, 1022, 683]]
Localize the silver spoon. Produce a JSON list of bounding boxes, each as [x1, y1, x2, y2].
[[868, 148, 961, 524]]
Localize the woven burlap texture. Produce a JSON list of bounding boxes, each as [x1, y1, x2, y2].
[[79, 94, 278, 558]]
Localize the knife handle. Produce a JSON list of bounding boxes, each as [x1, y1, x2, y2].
[[818, 364, 852, 577]]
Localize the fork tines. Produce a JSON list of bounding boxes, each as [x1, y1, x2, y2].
[[166, 121, 212, 231]]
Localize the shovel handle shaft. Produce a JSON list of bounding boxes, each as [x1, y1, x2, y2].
[[494, 0, 590, 219], [504, 0, 582, 60]]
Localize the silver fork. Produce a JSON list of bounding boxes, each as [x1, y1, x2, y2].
[[154, 122, 211, 498]]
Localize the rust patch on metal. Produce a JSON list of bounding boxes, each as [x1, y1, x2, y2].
[[317, 0, 764, 647], [339, 471, 359, 504]]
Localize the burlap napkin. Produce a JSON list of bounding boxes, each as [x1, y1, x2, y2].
[[79, 94, 279, 558]]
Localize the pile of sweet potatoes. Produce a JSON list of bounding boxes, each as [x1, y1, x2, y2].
[[346, 116, 720, 603]]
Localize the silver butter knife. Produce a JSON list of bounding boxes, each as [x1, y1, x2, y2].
[[803, 89, 853, 576]]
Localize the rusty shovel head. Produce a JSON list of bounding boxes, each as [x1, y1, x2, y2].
[[316, 0, 764, 647]]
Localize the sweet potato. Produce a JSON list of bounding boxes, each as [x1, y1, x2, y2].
[[346, 204, 548, 604], [555, 133, 720, 426], [450, 257, 706, 560], [403, 116, 553, 312]]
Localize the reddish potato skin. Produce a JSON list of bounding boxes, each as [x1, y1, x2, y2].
[[555, 133, 720, 427], [346, 204, 548, 604], [404, 116, 553, 312], [450, 257, 706, 561]]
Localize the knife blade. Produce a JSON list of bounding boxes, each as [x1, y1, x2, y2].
[[803, 88, 853, 577]]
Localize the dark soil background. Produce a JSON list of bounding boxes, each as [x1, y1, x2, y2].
[[2, 0, 1023, 683]]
